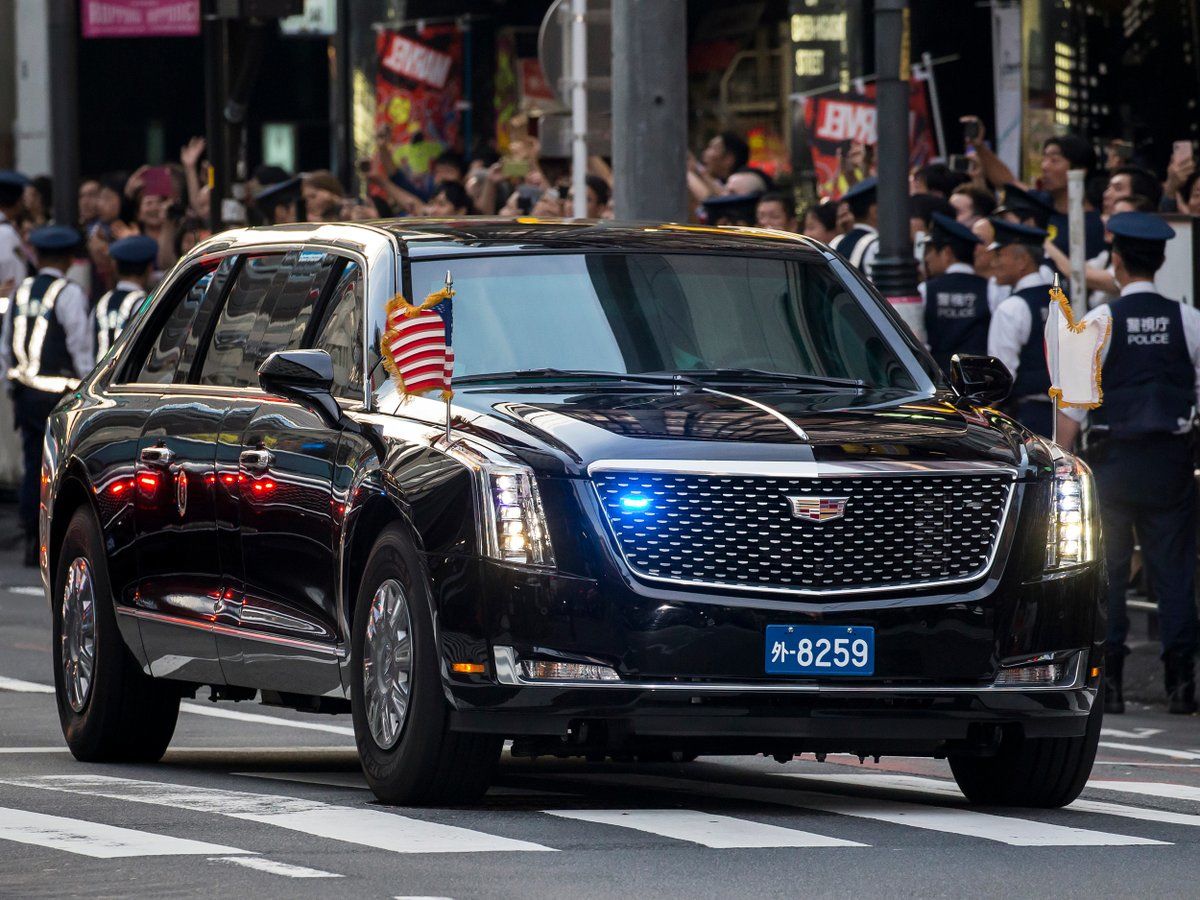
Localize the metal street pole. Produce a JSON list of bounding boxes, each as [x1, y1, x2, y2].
[[871, 0, 919, 305], [570, 0, 588, 218], [47, 0, 79, 226], [611, 0, 686, 221], [203, 5, 229, 234]]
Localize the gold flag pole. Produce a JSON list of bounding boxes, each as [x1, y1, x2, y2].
[[1051, 272, 1060, 446]]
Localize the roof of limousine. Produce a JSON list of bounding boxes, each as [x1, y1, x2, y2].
[[197, 218, 833, 260]]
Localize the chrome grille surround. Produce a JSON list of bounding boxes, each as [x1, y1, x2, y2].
[[589, 460, 1018, 596]]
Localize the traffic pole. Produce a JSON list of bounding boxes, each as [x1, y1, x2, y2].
[[612, 0, 687, 222], [871, 0, 922, 334]]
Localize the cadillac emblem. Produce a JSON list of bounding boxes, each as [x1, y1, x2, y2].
[[787, 495, 848, 522]]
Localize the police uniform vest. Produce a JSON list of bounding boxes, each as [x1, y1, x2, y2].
[[923, 270, 989, 375], [832, 226, 878, 271], [1091, 292, 1194, 438], [5, 273, 80, 394], [94, 286, 145, 359], [1012, 284, 1052, 398]]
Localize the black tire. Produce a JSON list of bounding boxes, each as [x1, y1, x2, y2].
[[351, 525, 501, 805], [52, 505, 180, 762], [949, 686, 1103, 808]]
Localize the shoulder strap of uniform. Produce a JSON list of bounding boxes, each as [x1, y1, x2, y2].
[[39, 278, 70, 312], [117, 289, 146, 319], [96, 289, 115, 318], [848, 232, 878, 268]]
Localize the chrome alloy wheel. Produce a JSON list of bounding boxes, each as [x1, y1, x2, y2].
[[362, 578, 414, 750], [61, 557, 97, 713]]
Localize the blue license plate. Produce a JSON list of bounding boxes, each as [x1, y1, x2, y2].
[[765, 625, 875, 676]]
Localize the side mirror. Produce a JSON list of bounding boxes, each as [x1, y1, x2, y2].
[[950, 354, 1013, 405], [258, 349, 344, 428]]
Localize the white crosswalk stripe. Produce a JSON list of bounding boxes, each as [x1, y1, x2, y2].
[[567, 773, 1167, 847], [785, 773, 1200, 829], [0, 774, 554, 854], [0, 806, 250, 858], [1087, 780, 1200, 803], [208, 856, 342, 878], [544, 808, 864, 848]]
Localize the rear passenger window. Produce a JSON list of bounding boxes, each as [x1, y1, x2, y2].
[[198, 250, 339, 388], [312, 260, 364, 400], [130, 263, 221, 384]]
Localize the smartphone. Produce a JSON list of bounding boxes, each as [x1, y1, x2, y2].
[[143, 166, 173, 198], [948, 154, 971, 174], [963, 119, 982, 143], [1173, 140, 1194, 166], [501, 157, 531, 179]]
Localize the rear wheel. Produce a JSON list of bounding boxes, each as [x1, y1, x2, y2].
[[351, 525, 501, 805], [949, 687, 1103, 807], [52, 506, 180, 762]]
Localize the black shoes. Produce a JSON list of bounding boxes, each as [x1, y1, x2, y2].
[[1104, 649, 1126, 715], [1164, 650, 1198, 715]]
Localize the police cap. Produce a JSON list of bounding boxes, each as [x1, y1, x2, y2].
[[929, 211, 981, 247], [109, 235, 159, 266], [995, 183, 1056, 227], [1106, 211, 1175, 244], [29, 225, 82, 253], [0, 170, 30, 190], [841, 176, 878, 203], [255, 175, 302, 205], [702, 191, 761, 225], [986, 217, 1048, 251]]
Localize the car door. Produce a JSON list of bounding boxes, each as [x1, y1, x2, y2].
[[130, 256, 238, 683], [222, 250, 351, 696]]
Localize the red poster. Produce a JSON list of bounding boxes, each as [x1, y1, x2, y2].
[[801, 78, 937, 199], [376, 25, 464, 177], [80, 0, 199, 38]]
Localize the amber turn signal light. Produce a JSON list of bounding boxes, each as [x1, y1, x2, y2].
[[451, 662, 486, 674]]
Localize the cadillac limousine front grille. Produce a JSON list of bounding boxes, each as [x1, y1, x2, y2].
[[591, 469, 1015, 594]]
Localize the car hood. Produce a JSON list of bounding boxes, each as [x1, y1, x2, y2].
[[441, 385, 1037, 477]]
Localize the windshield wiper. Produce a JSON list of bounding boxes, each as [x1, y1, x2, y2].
[[651, 368, 865, 390], [455, 368, 695, 387]]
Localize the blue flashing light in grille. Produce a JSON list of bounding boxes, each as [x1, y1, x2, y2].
[[619, 494, 652, 512]]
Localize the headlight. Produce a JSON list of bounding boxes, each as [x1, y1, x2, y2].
[[484, 467, 555, 566], [1045, 453, 1097, 570]]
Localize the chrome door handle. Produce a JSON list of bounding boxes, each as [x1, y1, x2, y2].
[[139, 445, 174, 466], [239, 448, 273, 472]]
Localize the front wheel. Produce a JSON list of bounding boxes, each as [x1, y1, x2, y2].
[[948, 687, 1103, 807], [350, 525, 501, 805], [52, 506, 180, 762]]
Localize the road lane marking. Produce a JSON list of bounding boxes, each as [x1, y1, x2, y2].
[[0, 807, 250, 858], [1100, 727, 1163, 740], [569, 773, 1167, 847], [1098, 742, 1200, 761], [233, 771, 370, 790], [1088, 781, 1200, 803], [179, 702, 354, 736], [3, 586, 43, 597], [1, 775, 554, 854], [0, 676, 54, 693], [0, 675, 353, 736], [784, 773, 1200, 829], [543, 808, 864, 848], [209, 856, 341, 878]]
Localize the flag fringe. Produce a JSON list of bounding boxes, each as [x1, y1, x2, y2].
[[1047, 283, 1110, 409], [380, 287, 457, 403]]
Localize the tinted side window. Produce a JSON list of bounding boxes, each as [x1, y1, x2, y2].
[[132, 264, 219, 384], [312, 260, 364, 400], [254, 250, 339, 366], [199, 254, 284, 387]]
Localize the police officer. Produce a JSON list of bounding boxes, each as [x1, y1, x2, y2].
[[0, 226, 94, 567], [920, 211, 989, 378], [255, 176, 303, 225], [986, 218, 1055, 436], [829, 177, 879, 280], [0, 170, 31, 298], [1056, 212, 1200, 715], [94, 235, 156, 359]]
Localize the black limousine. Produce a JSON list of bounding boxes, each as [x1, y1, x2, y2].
[[41, 219, 1103, 806]]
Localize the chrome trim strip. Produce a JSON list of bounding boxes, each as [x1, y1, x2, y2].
[[117, 607, 347, 658], [493, 646, 1086, 694], [698, 387, 810, 442], [587, 460, 1020, 597]]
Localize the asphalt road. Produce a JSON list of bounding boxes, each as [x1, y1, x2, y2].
[[4, 544, 1200, 898]]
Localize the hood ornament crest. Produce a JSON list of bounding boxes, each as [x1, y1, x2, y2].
[[787, 495, 848, 522]]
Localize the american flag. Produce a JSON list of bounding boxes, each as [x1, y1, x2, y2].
[[381, 284, 455, 399]]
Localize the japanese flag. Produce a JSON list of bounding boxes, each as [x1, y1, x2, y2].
[[1044, 281, 1111, 409]]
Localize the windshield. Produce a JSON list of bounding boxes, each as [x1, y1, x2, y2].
[[375, 252, 919, 394]]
